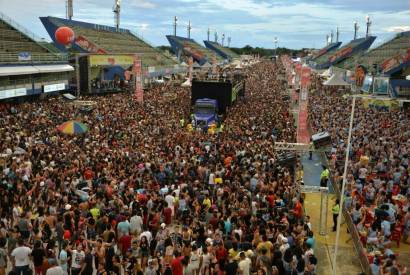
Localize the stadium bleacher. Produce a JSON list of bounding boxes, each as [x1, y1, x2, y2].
[[0, 12, 72, 99], [41, 16, 177, 68], [336, 31, 410, 72], [204, 40, 239, 60], [313, 36, 376, 69], [167, 35, 224, 65]]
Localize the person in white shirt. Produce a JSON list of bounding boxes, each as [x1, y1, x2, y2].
[[238, 252, 251, 275], [46, 258, 64, 275], [130, 212, 143, 235], [11, 239, 32, 275], [139, 229, 153, 244], [70, 244, 85, 275]]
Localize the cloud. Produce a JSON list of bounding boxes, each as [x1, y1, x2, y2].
[[128, 0, 156, 9], [383, 25, 410, 33]]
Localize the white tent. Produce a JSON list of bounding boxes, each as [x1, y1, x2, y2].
[[320, 68, 331, 77], [181, 78, 191, 87], [180, 62, 188, 67], [193, 62, 201, 69], [201, 62, 212, 68], [323, 74, 350, 86]]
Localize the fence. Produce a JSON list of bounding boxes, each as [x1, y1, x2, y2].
[[319, 153, 373, 275]]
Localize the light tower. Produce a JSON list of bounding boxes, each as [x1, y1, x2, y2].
[[330, 30, 334, 43], [326, 34, 329, 46], [274, 37, 278, 56], [214, 31, 218, 43], [221, 33, 225, 46], [227, 37, 231, 47], [336, 27, 339, 42], [187, 20, 192, 39], [354, 21, 359, 40], [207, 27, 210, 41], [365, 15, 371, 38], [113, 0, 121, 32], [173, 16, 178, 36], [66, 0, 73, 20]]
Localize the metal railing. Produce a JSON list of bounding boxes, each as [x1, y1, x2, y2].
[[319, 153, 372, 275], [0, 52, 68, 64]]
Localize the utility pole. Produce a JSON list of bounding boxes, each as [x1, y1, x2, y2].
[[173, 16, 177, 36], [207, 27, 210, 41]]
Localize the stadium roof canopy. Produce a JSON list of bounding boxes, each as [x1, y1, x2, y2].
[[203, 40, 239, 60]]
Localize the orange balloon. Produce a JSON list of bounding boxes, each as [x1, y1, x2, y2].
[[55, 26, 75, 46]]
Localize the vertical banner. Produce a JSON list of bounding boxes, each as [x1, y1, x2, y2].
[[301, 66, 311, 89], [294, 63, 302, 88], [188, 56, 193, 83], [132, 55, 143, 103], [212, 55, 217, 75]]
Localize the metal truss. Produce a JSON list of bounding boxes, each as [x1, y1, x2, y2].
[[274, 142, 330, 152]]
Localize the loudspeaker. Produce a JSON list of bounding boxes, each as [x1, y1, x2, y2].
[[312, 132, 331, 149]]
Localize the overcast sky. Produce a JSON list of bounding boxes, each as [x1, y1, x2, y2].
[[0, 0, 409, 49]]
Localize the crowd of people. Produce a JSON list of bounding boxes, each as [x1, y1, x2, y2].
[[308, 81, 409, 275], [0, 61, 318, 275]]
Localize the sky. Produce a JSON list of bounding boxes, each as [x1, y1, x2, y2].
[[0, 0, 409, 49]]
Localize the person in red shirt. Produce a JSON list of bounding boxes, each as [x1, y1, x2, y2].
[[163, 205, 172, 225], [209, 211, 219, 231], [293, 198, 303, 220], [171, 251, 184, 275], [214, 241, 228, 266], [119, 233, 132, 255]]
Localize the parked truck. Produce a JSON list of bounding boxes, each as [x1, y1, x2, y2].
[[191, 77, 245, 128]]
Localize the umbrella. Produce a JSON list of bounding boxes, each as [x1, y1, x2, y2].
[[57, 121, 88, 135]]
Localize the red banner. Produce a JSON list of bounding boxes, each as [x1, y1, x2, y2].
[[301, 66, 311, 88], [183, 42, 205, 60], [132, 55, 143, 103], [381, 48, 410, 73], [74, 35, 107, 54], [329, 47, 352, 63]]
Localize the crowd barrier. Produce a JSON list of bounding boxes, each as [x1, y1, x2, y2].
[[319, 153, 373, 275]]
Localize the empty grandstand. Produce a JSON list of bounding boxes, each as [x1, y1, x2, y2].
[[336, 31, 410, 75], [40, 16, 179, 76], [204, 40, 239, 61], [312, 36, 376, 69], [0, 12, 73, 101], [166, 35, 224, 65]]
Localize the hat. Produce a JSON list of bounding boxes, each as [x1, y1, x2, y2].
[[161, 223, 166, 228], [206, 238, 213, 244], [65, 204, 72, 211], [40, 181, 45, 187]]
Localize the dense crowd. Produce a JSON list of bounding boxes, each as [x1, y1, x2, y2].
[[308, 82, 409, 275], [0, 61, 318, 275]]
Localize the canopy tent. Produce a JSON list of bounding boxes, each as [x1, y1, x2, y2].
[[193, 62, 201, 69], [323, 73, 350, 86], [201, 62, 212, 68], [180, 62, 188, 67], [181, 78, 191, 87], [320, 68, 331, 78]]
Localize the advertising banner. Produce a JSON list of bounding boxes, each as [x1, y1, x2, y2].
[[18, 52, 31, 61], [75, 35, 107, 54], [0, 88, 27, 99], [43, 83, 65, 93], [89, 55, 134, 66], [132, 55, 143, 103], [381, 48, 410, 73], [329, 47, 352, 63], [301, 66, 311, 88]]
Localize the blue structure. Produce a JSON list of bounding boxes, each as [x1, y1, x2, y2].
[[307, 42, 341, 66]]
